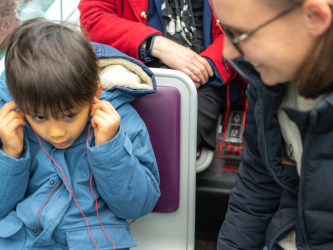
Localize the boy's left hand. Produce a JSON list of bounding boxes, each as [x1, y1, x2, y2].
[[90, 97, 121, 146]]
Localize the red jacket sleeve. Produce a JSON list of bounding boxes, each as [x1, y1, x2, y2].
[[78, 0, 162, 61], [200, 23, 235, 85]]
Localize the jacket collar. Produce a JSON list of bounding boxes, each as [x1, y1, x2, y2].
[[128, 0, 149, 23], [229, 57, 287, 119]]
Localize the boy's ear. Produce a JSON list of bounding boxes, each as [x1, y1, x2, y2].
[[94, 83, 102, 98], [303, 0, 333, 37]]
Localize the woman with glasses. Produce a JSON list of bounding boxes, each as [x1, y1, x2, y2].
[[212, 0, 333, 249]]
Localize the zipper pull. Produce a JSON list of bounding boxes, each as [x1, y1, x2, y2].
[[222, 56, 229, 73]]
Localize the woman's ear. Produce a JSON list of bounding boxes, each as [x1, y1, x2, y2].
[[94, 82, 102, 99], [303, 0, 333, 37]]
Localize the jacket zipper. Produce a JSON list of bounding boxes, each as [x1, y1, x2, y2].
[[297, 126, 315, 244], [36, 180, 63, 231], [257, 85, 298, 195]]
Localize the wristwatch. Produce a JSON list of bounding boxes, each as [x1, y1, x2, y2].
[[142, 36, 155, 60]]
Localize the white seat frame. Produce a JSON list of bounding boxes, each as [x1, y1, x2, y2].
[[129, 68, 197, 250]]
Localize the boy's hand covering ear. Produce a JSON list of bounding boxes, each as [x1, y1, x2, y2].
[[90, 97, 121, 146], [0, 101, 26, 159]]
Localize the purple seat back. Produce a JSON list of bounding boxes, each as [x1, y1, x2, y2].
[[131, 85, 181, 213]]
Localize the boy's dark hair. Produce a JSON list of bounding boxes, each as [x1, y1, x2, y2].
[[5, 18, 99, 118]]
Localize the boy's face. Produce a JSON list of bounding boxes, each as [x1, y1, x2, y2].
[[25, 103, 91, 149]]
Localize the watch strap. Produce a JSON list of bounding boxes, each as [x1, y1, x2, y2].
[[146, 36, 155, 58]]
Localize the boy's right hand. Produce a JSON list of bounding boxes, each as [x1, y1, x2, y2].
[[0, 102, 26, 159]]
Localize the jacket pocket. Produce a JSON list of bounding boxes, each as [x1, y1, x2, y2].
[[66, 225, 136, 250], [0, 211, 25, 249]]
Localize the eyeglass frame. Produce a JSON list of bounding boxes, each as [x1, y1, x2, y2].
[[222, 4, 302, 55]]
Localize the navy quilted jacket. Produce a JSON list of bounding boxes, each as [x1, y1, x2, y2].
[[218, 58, 333, 250]]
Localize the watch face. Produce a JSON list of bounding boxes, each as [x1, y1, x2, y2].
[[146, 36, 154, 58], [146, 37, 154, 50]]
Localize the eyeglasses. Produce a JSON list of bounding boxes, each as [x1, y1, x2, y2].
[[222, 5, 301, 56]]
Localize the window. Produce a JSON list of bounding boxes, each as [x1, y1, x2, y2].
[[0, 0, 80, 72]]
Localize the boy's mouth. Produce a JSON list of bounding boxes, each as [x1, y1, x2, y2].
[[52, 141, 68, 148]]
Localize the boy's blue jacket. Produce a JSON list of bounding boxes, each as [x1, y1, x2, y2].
[[0, 43, 160, 249]]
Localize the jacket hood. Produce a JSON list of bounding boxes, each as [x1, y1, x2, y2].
[[93, 42, 156, 99], [0, 72, 12, 105]]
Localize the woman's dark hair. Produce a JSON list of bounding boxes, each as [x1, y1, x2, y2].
[[5, 18, 99, 118], [268, 0, 333, 98]]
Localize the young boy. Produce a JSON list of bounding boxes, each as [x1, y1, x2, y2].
[[0, 18, 160, 249]]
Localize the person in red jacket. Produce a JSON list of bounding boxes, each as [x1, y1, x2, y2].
[[79, 0, 244, 150]]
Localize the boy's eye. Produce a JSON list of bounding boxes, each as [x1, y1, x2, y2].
[[33, 115, 46, 121], [63, 113, 77, 119]]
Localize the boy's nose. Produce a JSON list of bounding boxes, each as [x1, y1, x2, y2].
[[48, 124, 66, 138]]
